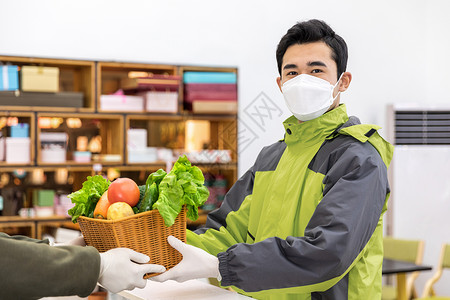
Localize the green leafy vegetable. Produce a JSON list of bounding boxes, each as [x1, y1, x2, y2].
[[153, 155, 209, 226], [68, 175, 110, 223]]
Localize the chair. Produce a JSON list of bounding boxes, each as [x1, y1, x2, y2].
[[415, 243, 450, 299], [382, 236, 425, 300]]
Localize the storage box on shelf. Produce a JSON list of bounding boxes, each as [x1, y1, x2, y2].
[[179, 66, 238, 115], [0, 56, 95, 112], [97, 62, 178, 113], [0, 112, 34, 166], [37, 113, 124, 166]]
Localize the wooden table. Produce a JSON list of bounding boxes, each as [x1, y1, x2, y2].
[[382, 258, 432, 300]]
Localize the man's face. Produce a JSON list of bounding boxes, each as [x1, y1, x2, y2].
[[276, 41, 351, 111]]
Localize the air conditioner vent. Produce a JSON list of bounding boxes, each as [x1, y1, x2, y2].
[[394, 110, 450, 145]]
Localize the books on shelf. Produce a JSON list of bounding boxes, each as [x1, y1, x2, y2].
[[182, 72, 237, 114], [121, 75, 181, 92]]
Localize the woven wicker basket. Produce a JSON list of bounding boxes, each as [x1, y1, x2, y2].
[[77, 208, 186, 278]]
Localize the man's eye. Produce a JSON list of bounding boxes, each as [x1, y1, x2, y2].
[[287, 71, 298, 76], [311, 69, 323, 74]]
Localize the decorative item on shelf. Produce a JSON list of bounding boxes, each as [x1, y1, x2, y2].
[[54, 194, 73, 217], [0, 173, 9, 188], [9, 123, 29, 138], [33, 189, 55, 217], [21, 66, 59, 93], [0, 133, 5, 161], [88, 135, 102, 154], [40, 132, 68, 163], [66, 118, 82, 128], [73, 151, 91, 163], [185, 120, 210, 153], [183, 71, 237, 114], [5, 137, 30, 164], [183, 150, 232, 164], [76, 136, 89, 151], [54, 168, 68, 185], [127, 128, 158, 163], [100, 89, 144, 112], [38, 117, 64, 129], [31, 169, 46, 185], [107, 168, 120, 181], [0, 65, 19, 91]]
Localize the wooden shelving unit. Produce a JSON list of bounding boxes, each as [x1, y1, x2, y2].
[[0, 55, 238, 235]]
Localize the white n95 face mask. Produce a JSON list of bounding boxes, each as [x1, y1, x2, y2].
[[281, 74, 342, 121]]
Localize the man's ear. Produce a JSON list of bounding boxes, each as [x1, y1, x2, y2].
[[339, 72, 352, 92], [276, 76, 283, 93]]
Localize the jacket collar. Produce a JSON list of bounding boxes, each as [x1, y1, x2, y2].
[[283, 104, 349, 146]]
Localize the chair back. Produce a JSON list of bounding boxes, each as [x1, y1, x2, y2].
[[383, 236, 424, 264], [442, 244, 450, 269]]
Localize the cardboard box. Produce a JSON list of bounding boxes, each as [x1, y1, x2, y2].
[[21, 66, 59, 92], [40, 132, 67, 163], [10, 123, 29, 138], [0, 91, 83, 108], [192, 100, 237, 114], [0, 65, 19, 91], [139, 91, 178, 113], [100, 94, 144, 112], [127, 128, 147, 150], [33, 189, 55, 207], [5, 137, 30, 163]]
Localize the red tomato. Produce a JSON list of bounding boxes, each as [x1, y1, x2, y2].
[[107, 178, 140, 207]]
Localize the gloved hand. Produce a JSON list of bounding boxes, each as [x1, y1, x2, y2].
[[98, 248, 166, 293], [151, 236, 220, 283]]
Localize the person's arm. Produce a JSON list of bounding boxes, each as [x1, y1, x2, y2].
[[0, 233, 100, 299], [217, 141, 390, 294], [187, 166, 255, 255]]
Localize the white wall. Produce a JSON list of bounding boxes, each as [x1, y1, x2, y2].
[[1, 0, 450, 295]]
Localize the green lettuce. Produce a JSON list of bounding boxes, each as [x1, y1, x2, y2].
[[153, 155, 209, 226], [68, 175, 110, 223]]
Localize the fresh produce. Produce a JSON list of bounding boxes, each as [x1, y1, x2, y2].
[[68, 155, 209, 226], [93, 191, 110, 219], [107, 202, 134, 220], [108, 178, 140, 207], [68, 175, 111, 222], [153, 155, 209, 226]]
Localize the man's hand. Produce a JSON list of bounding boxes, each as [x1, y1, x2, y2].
[[98, 248, 166, 293], [151, 236, 220, 283]]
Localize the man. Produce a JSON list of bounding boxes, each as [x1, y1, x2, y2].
[[154, 19, 394, 300], [0, 233, 165, 299]]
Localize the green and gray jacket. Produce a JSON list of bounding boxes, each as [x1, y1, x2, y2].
[[187, 104, 394, 300], [0, 232, 99, 299]]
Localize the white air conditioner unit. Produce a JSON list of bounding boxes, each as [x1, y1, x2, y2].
[[386, 103, 450, 296]]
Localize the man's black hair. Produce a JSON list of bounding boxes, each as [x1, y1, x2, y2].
[[276, 19, 348, 79]]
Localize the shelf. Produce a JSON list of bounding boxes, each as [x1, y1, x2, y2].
[[0, 55, 96, 111], [0, 55, 239, 232]]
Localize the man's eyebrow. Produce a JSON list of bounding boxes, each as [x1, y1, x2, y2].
[[282, 64, 298, 70], [308, 61, 327, 67]]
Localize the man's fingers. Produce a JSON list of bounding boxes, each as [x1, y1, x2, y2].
[[141, 264, 166, 274], [125, 249, 150, 264], [167, 235, 184, 251]]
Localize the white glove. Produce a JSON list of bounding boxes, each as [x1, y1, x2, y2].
[[151, 236, 220, 283], [98, 248, 166, 293]]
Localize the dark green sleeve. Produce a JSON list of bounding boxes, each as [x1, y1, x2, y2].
[[0, 232, 100, 299]]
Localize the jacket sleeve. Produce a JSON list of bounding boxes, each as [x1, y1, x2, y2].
[[217, 141, 390, 294], [187, 166, 255, 255], [0, 232, 100, 299]]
